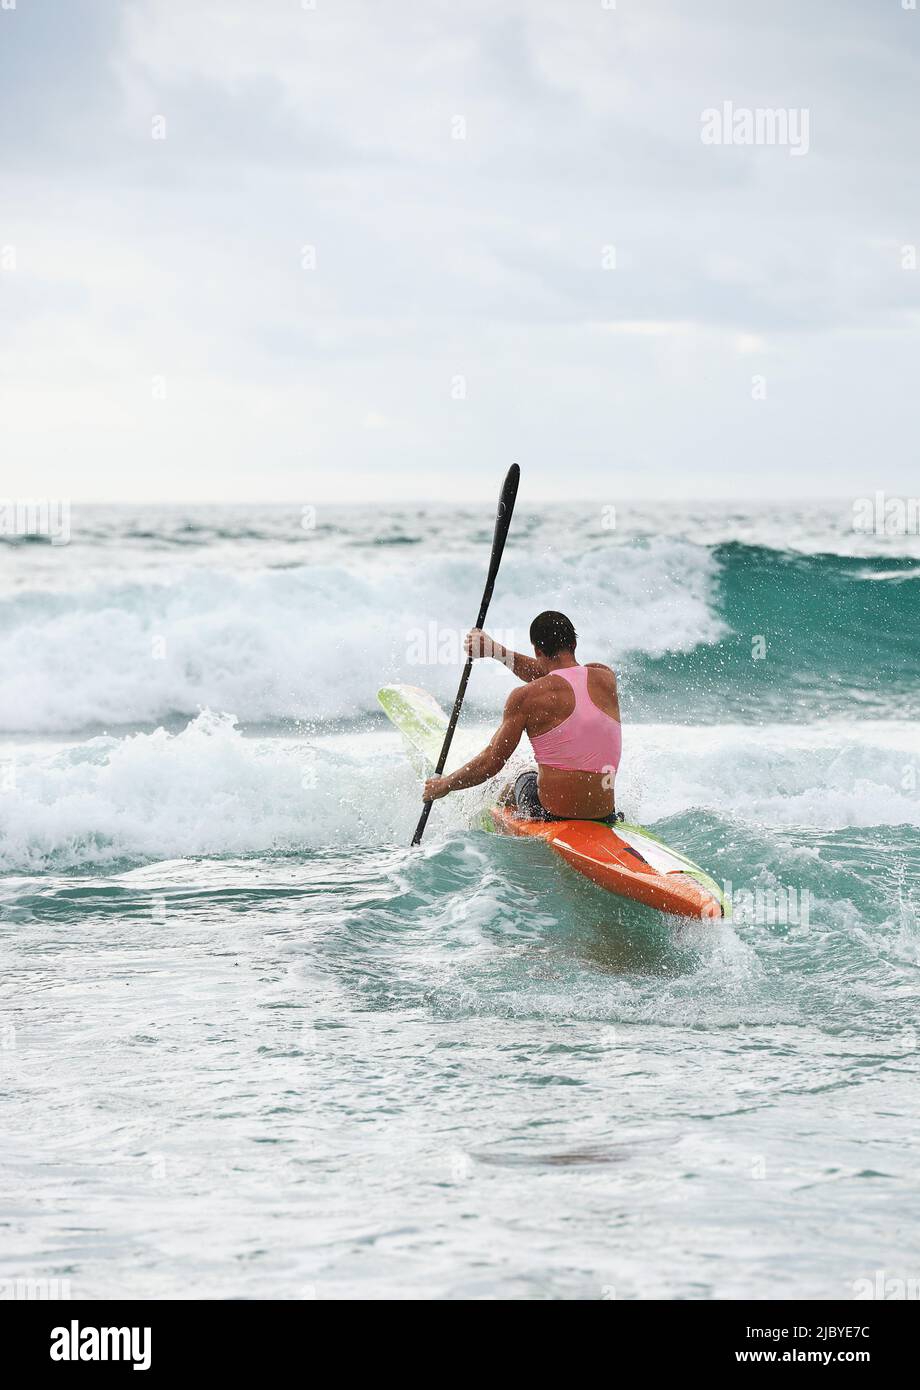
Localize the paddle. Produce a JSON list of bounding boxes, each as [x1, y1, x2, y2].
[[411, 463, 521, 846]]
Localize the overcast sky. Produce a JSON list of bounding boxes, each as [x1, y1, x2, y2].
[[1, 0, 919, 503]]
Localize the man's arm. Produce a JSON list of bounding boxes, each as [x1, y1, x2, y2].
[[423, 688, 527, 800], [465, 629, 543, 683]]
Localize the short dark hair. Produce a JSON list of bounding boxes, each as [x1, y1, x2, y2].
[[529, 611, 577, 657]]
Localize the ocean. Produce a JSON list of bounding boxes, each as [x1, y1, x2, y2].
[[1, 499, 918, 1300]]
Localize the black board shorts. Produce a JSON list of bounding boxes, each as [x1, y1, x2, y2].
[[513, 770, 623, 826]]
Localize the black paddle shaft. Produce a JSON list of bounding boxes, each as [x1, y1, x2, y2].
[[411, 463, 521, 846]]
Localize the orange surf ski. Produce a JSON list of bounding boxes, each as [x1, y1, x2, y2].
[[489, 807, 727, 919]]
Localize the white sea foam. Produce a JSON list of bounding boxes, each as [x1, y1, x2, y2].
[[1, 715, 917, 874], [617, 721, 920, 830], [0, 539, 724, 733], [0, 715, 416, 873]]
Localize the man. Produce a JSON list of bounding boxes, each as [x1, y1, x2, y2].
[[423, 610, 622, 822]]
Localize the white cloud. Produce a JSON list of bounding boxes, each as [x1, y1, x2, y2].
[[1, 0, 919, 500]]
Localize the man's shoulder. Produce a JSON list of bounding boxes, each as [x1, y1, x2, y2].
[[506, 679, 550, 719], [503, 684, 530, 714], [519, 671, 561, 696]]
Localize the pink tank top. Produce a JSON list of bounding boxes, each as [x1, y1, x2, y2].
[[529, 666, 622, 774]]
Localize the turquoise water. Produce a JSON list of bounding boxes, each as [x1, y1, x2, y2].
[[1, 502, 918, 1298]]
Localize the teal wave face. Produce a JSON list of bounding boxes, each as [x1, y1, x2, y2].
[[627, 544, 920, 722]]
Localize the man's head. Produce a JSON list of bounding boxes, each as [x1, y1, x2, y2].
[[529, 610, 577, 659]]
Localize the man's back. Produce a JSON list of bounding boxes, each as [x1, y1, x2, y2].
[[521, 663, 620, 740]]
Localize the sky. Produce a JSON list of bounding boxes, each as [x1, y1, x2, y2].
[[1, 0, 919, 503]]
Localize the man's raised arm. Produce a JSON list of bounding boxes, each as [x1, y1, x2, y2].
[[464, 629, 543, 683]]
